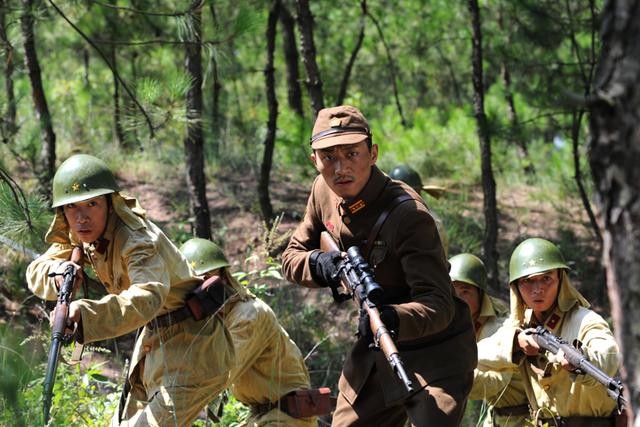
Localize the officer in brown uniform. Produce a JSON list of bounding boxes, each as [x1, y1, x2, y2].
[[282, 105, 477, 426]]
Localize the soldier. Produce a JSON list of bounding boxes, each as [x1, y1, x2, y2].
[[449, 254, 529, 427], [477, 238, 621, 425], [388, 164, 449, 256], [25, 154, 315, 426], [179, 237, 317, 426], [282, 105, 477, 426]]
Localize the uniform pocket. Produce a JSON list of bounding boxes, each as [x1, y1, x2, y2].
[[369, 240, 388, 268]]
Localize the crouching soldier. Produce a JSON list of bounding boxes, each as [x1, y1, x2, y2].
[[449, 254, 529, 426], [477, 238, 623, 426], [179, 237, 326, 426], [26, 154, 318, 426]]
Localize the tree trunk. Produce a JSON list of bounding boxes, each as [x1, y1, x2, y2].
[[208, 1, 223, 157], [497, 4, 533, 176], [0, 0, 17, 144], [107, 0, 126, 147], [21, 0, 56, 198], [588, 0, 640, 423], [335, 0, 366, 106], [258, 0, 279, 226], [295, 0, 324, 116], [366, 10, 407, 127], [278, 0, 303, 117], [468, 0, 499, 292], [184, 4, 211, 239]]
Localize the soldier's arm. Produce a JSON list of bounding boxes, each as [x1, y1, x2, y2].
[[385, 205, 454, 341], [469, 367, 515, 401], [477, 322, 523, 370], [282, 178, 325, 288], [26, 243, 77, 300], [74, 232, 171, 343], [568, 311, 620, 388]]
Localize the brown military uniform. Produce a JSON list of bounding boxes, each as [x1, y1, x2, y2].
[[282, 165, 477, 426]]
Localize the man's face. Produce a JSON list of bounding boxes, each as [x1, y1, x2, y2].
[[62, 195, 109, 243], [516, 269, 560, 315], [452, 281, 481, 321], [311, 141, 378, 199]]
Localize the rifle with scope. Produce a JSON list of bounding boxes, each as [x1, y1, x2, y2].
[[320, 231, 413, 393]]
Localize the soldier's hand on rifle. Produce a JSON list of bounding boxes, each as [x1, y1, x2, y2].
[[53, 260, 84, 293], [357, 306, 399, 342], [49, 300, 82, 334], [310, 250, 343, 288], [556, 349, 577, 372], [518, 328, 541, 356]]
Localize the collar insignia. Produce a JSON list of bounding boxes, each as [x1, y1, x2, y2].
[[545, 313, 560, 330], [330, 117, 342, 127], [95, 238, 109, 255], [348, 199, 366, 214]]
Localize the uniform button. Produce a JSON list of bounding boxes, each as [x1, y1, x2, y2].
[[543, 384, 550, 391], [343, 217, 351, 225], [144, 345, 151, 352]]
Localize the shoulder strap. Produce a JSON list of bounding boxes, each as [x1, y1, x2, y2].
[[364, 194, 417, 260]]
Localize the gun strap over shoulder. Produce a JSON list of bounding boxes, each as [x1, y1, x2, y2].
[[364, 194, 417, 260]]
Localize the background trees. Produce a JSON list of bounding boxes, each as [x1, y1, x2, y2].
[[1, 0, 636, 424]]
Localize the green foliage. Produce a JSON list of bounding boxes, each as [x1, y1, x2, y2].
[[0, 181, 53, 256], [0, 325, 119, 427]]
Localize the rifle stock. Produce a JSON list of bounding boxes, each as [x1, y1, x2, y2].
[[532, 326, 625, 412], [43, 246, 83, 425], [319, 231, 413, 393]]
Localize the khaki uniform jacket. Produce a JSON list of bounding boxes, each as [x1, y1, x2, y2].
[[27, 195, 239, 425], [470, 295, 528, 427], [477, 272, 620, 419], [282, 166, 477, 406]]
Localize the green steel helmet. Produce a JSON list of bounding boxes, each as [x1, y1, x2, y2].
[[509, 238, 570, 284], [179, 238, 230, 275], [389, 164, 422, 190], [52, 154, 119, 208], [449, 253, 487, 291]]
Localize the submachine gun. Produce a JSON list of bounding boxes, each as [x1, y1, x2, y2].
[[531, 326, 626, 412], [43, 246, 84, 425], [320, 231, 413, 393]]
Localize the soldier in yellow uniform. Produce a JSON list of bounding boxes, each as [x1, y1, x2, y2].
[[26, 154, 314, 426], [179, 238, 316, 426], [477, 238, 621, 426], [449, 254, 529, 427], [388, 164, 449, 256]]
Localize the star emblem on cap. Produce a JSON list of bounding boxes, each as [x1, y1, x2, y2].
[[330, 117, 342, 127], [527, 258, 538, 267], [191, 261, 197, 269], [71, 182, 80, 191]]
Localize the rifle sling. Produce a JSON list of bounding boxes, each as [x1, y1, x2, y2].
[[364, 194, 416, 261]]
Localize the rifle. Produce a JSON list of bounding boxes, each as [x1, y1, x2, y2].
[[43, 246, 83, 425], [531, 326, 626, 412], [320, 231, 413, 393]]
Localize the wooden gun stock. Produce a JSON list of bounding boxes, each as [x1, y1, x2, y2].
[[43, 246, 83, 425]]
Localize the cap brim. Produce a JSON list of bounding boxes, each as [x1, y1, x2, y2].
[[311, 132, 368, 150]]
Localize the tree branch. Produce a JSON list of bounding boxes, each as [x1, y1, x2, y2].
[[48, 0, 156, 137], [366, 9, 407, 127]]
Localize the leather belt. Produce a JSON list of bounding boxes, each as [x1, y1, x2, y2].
[[147, 306, 192, 330], [250, 399, 290, 417], [493, 403, 530, 416], [536, 416, 614, 427]]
